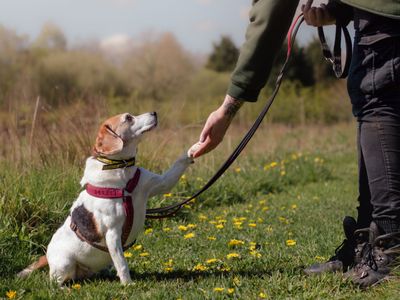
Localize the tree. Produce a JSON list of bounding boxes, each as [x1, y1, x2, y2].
[[34, 22, 67, 51], [305, 38, 334, 83], [206, 36, 239, 72]]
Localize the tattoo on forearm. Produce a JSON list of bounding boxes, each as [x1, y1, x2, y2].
[[223, 99, 243, 119]]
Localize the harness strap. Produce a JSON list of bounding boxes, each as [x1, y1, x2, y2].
[[71, 168, 141, 252]]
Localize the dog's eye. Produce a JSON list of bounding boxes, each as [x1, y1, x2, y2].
[[125, 115, 133, 122]]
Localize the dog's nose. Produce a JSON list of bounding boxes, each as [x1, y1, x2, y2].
[[150, 112, 157, 118]]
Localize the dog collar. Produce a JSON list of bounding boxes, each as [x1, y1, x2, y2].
[[96, 156, 136, 170]]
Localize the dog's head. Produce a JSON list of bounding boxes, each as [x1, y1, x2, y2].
[[93, 112, 157, 159]]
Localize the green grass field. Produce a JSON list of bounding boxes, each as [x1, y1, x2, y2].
[[1, 123, 400, 299]]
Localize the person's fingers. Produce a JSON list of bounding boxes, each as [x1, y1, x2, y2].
[[199, 122, 212, 143], [192, 139, 212, 158], [303, 0, 314, 12]]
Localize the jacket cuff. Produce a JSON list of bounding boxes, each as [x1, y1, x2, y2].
[[327, 0, 354, 26], [227, 82, 259, 102]]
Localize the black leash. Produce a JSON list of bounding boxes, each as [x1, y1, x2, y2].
[[146, 14, 352, 219], [318, 24, 352, 78]]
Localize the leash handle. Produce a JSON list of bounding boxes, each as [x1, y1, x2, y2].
[[318, 25, 352, 78], [145, 15, 305, 219]]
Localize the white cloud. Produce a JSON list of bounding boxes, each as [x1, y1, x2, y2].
[[196, 0, 212, 5], [100, 34, 135, 55]]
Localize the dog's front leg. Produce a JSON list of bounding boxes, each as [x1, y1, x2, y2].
[[148, 154, 193, 197], [105, 229, 131, 284]]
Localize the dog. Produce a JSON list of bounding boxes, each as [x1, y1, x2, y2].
[[18, 112, 195, 285]]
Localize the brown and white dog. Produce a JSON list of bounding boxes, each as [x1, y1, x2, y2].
[[18, 112, 195, 285]]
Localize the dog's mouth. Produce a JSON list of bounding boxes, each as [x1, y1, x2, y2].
[[138, 120, 157, 135]]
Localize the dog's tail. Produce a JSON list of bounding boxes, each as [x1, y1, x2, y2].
[[17, 255, 48, 278]]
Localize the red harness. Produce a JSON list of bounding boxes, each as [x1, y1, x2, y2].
[[71, 168, 141, 252]]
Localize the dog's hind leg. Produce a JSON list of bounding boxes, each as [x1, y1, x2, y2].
[[49, 258, 77, 286]]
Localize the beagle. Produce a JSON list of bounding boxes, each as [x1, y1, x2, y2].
[[18, 112, 194, 285]]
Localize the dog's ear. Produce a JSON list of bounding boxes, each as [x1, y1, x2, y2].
[[94, 124, 123, 156]]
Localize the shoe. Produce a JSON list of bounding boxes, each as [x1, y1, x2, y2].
[[347, 221, 400, 288], [304, 216, 362, 275]]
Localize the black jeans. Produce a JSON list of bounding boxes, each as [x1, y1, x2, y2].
[[348, 31, 400, 227]]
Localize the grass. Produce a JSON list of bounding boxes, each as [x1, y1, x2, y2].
[[1, 123, 400, 299]]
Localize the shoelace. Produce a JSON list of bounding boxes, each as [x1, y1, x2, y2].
[[357, 243, 378, 272]]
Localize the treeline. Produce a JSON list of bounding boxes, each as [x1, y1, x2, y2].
[[0, 23, 352, 126]]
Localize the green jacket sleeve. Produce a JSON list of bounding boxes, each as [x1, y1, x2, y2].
[[227, 0, 299, 102]]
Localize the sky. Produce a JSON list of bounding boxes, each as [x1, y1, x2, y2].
[[0, 0, 326, 53]]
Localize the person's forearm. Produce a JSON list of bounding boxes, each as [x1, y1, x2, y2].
[[228, 0, 299, 102], [219, 95, 244, 121]]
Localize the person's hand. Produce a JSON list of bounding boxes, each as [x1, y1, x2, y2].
[[302, 0, 335, 27], [191, 95, 243, 158]]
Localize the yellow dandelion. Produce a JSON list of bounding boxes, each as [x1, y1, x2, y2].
[[280, 171, 286, 176], [250, 250, 262, 258], [220, 265, 231, 272], [266, 226, 273, 233], [233, 221, 243, 226], [228, 239, 245, 247], [184, 233, 195, 239], [207, 236, 216, 241], [226, 253, 241, 259], [124, 252, 133, 258], [291, 204, 297, 209], [227, 288, 235, 294], [206, 258, 218, 264], [178, 225, 188, 231], [214, 287, 225, 292], [183, 204, 192, 209], [133, 244, 142, 251], [192, 263, 208, 272], [164, 259, 174, 267], [286, 239, 296, 246], [144, 228, 153, 235], [164, 267, 173, 272], [215, 224, 224, 229], [139, 252, 150, 257], [187, 224, 197, 229], [315, 255, 326, 261], [198, 214, 208, 221], [71, 283, 81, 290], [180, 175, 186, 181], [248, 223, 257, 228], [209, 220, 217, 225], [163, 227, 171, 232], [262, 206, 269, 212], [5, 290, 17, 299], [249, 242, 257, 250], [235, 167, 241, 173], [233, 276, 241, 285], [163, 193, 173, 197], [278, 216, 289, 224], [233, 217, 247, 222], [259, 292, 267, 299], [259, 199, 267, 205]]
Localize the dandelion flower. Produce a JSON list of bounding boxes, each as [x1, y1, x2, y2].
[[164, 267, 173, 272], [5, 290, 17, 299], [144, 228, 153, 235], [250, 250, 262, 258], [187, 224, 197, 229], [124, 252, 133, 258], [226, 253, 240, 259], [259, 292, 267, 299], [178, 225, 188, 231], [163, 193, 173, 197], [291, 204, 297, 209], [214, 287, 225, 292], [163, 227, 171, 232], [198, 214, 208, 221], [206, 258, 218, 264], [207, 236, 216, 241], [228, 239, 245, 247], [227, 288, 235, 294], [286, 239, 296, 246], [262, 206, 269, 212], [180, 175, 186, 181], [133, 244, 142, 251], [184, 233, 195, 239], [248, 223, 257, 228], [192, 263, 208, 272], [215, 224, 224, 229], [71, 284, 81, 290], [280, 171, 286, 176], [235, 167, 241, 173], [233, 276, 241, 285], [139, 252, 150, 257]]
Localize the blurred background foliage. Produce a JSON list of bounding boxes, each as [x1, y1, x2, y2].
[[0, 23, 352, 166]]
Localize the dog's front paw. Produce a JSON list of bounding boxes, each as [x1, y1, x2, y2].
[[120, 277, 133, 285], [188, 142, 201, 159]]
